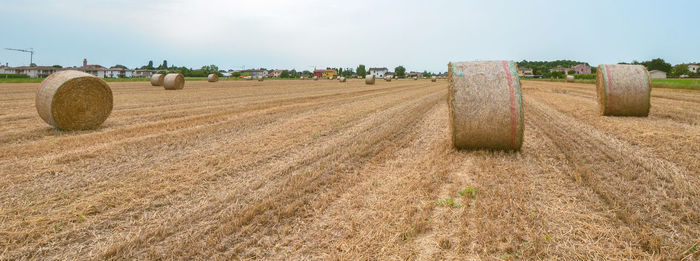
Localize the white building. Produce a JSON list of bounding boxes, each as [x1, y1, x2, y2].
[[369, 67, 388, 78], [688, 64, 699, 73], [649, 70, 667, 79], [2, 66, 62, 78]]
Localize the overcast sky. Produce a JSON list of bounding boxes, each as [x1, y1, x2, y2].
[[1, 0, 698, 72]]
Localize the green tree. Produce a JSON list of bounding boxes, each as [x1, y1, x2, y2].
[[112, 64, 128, 69], [669, 64, 691, 78], [280, 70, 290, 78], [568, 70, 575, 75], [201, 65, 220, 75], [52, 65, 63, 68], [643, 58, 671, 73], [395, 66, 406, 78], [591, 66, 597, 74], [162, 60, 168, 69], [356, 64, 367, 77]]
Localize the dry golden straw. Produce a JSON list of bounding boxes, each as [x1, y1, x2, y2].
[[150, 73, 165, 86], [431, 76, 437, 82], [595, 64, 651, 116], [448, 61, 524, 150], [208, 74, 219, 82], [365, 75, 375, 84], [566, 75, 574, 83], [35, 70, 113, 130], [163, 73, 185, 90]]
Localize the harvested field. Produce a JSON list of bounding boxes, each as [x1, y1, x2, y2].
[[0, 79, 698, 259]]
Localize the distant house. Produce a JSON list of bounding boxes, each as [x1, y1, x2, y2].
[[313, 69, 337, 79], [270, 70, 283, 78], [549, 66, 567, 73], [368, 67, 388, 78], [384, 72, 395, 78], [649, 70, 667, 79], [688, 64, 699, 73], [2, 66, 62, 78], [569, 64, 591, 74], [406, 72, 423, 78], [241, 69, 266, 79], [517, 67, 533, 76], [132, 70, 158, 78]]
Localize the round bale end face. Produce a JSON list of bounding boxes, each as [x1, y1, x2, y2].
[[595, 64, 651, 117], [36, 70, 113, 130], [365, 75, 375, 84], [163, 73, 185, 90], [448, 61, 524, 151], [313, 76, 319, 81], [431, 76, 437, 82], [384, 76, 391, 82], [208, 74, 219, 82], [566, 75, 574, 83], [150, 74, 165, 86], [339, 77, 346, 82]]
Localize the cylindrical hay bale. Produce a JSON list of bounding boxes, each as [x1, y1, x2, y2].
[[208, 74, 219, 82], [150, 73, 165, 86], [313, 76, 319, 81], [413, 77, 418, 80], [258, 76, 264, 82], [595, 64, 651, 116], [384, 76, 391, 82], [431, 76, 437, 82], [246, 76, 252, 80], [566, 75, 574, 83], [448, 61, 524, 150], [365, 75, 375, 84], [163, 73, 185, 90], [339, 77, 346, 82], [35, 70, 113, 130]]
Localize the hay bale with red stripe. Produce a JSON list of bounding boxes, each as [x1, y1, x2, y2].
[[595, 64, 651, 116], [448, 61, 524, 150], [36, 70, 113, 130]]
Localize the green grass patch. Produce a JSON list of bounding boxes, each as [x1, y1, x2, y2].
[[652, 79, 700, 91], [458, 186, 478, 198], [436, 198, 461, 208], [521, 78, 596, 84]]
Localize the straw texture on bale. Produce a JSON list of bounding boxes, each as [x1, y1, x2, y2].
[[313, 76, 318, 81], [431, 76, 437, 82], [208, 74, 219, 82], [163, 73, 185, 90], [35, 70, 113, 130], [595, 64, 651, 116], [384, 76, 391, 82], [448, 61, 524, 150], [258, 77, 264, 82], [365, 75, 375, 84], [566, 75, 574, 83], [150, 73, 165, 86], [338, 77, 346, 82]]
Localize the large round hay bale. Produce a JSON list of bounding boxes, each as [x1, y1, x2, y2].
[[35, 70, 113, 130], [313, 76, 319, 81], [163, 73, 185, 90], [384, 76, 391, 82], [258, 76, 264, 82], [365, 75, 375, 84], [150, 73, 165, 86], [339, 77, 346, 82], [431, 76, 437, 82], [208, 74, 219, 82], [596, 64, 651, 116], [566, 75, 574, 83], [448, 61, 524, 150]]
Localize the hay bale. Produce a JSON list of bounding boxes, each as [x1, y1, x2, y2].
[[384, 76, 391, 82], [246, 76, 252, 80], [35, 70, 113, 130], [448, 61, 524, 150], [596, 64, 651, 116], [258, 76, 264, 82], [150, 73, 165, 86], [339, 77, 346, 82], [365, 75, 375, 84], [313, 76, 319, 81], [431, 76, 437, 82], [413, 77, 418, 80], [163, 73, 185, 90], [208, 74, 219, 82], [566, 75, 574, 83]]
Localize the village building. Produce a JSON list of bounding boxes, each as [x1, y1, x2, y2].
[[368, 67, 388, 78], [649, 70, 667, 79]]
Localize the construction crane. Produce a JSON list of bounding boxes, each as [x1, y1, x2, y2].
[[5, 48, 34, 66]]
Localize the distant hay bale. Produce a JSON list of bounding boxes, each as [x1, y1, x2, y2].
[[413, 77, 418, 80], [365, 75, 375, 84], [208, 74, 219, 82], [163, 73, 185, 90], [384, 76, 391, 82], [566, 75, 574, 82], [246, 76, 253, 80], [431, 76, 437, 82], [448, 61, 524, 150], [596, 64, 651, 116], [339, 77, 346, 82], [258, 76, 264, 82], [35, 70, 113, 130], [150, 73, 165, 86], [313, 76, 318, 81]]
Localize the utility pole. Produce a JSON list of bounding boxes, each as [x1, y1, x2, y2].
[[5, 48, 34, 66]]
